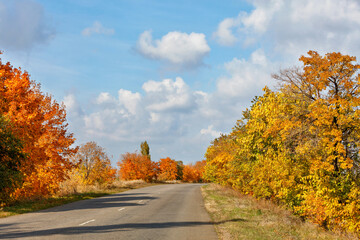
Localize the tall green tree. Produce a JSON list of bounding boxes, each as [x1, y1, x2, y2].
[[176, 160, 184, 180], [140, 141, 151, 160]]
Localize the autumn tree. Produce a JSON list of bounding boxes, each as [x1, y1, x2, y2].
[[274, 51, 360, 174], [194, 160, 206, 182], [71, 141, 116, 185], [204, 51, 360, 233], [0, 53, 77, 200], [182, 165, 196, 182], [204, 134, 237, 185], [183, 161, 206, 183], [140, 141, 151, 160], [158, 157, 178, 181], [118, 152, 157, 182], [274, 51, 360, 230]]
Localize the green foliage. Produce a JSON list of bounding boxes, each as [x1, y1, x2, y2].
[[175, 160, 184, 180], [140, 141, 151, 160], [0, 115, 25, 205]]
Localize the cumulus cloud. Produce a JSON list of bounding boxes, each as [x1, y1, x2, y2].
[[213, 0, 360, 57], [200, 125, 221, 138], [76, 77, 197, 139], [64, 76, 241, 163], [96, 92, 115, 105], [213, 15, 242, 46], [63, 93, 83, 117], [217, 49, 272, 99], [143, 77, 195, 112], [81, 21, 115, 36], [63, 0, 360, 165], [136, 30, 210, 70], [0, 0, 54, 51], [64, 68, 270, 164], [118, 89, 141, 115]]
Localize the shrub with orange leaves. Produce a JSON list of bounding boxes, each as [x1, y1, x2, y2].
[[182, 165, 197, 183], [158, 157, 178, 181], [182, 160, 206, 183], [118, 152, 157, 182]]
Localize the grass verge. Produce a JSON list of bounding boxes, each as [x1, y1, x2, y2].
[[0, 180, 154, 218], [201, 184, 358, 240]]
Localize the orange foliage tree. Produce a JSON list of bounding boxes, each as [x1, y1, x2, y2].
[[0, 53, 77, 200], [158, 157, 178, 181], [183, 160, 206, 183], [118, 152, 157, 182]]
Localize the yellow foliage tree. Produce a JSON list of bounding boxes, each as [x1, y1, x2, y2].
[[204, 51, 360, 233], [71, 141, 116, 185]]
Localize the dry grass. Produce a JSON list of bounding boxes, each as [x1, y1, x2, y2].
[[202, 184, 358, 240], [57, 179, 150, 196]]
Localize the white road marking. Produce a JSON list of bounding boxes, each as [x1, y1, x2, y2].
[[79, 219, 95, 226], [118, 208, 125, 211], [138, 200, 143, 203]]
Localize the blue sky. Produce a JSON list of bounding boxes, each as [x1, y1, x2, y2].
[[1, 0, 360, 164]]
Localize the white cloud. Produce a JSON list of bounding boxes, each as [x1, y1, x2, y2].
[[73, 77, 198, 142], [143, 77, 195, 112], [250, 48, 267, 67], [63, 94, 76, 111], [118, 89, 141, 115], [0, 0, 54, 51], [213, 0, 360, 57], [63, 93, 83, 117], [96, 92, 115, 104], [62, 0, 360, 166], [65, 71, 268, 164], [82, 21, 115, 36], [242, 0, 283, 34], [200, 125, 221, 138], [217, 49, 272, 98], [84, 112, 106, 131], [213, 16, 241, 46], [65, 77, 238, 164], [136, 30, 210, 70]]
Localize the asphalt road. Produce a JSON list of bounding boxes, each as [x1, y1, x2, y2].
[[0, 184, 218, 240]]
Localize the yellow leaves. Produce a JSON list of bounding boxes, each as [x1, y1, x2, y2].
[[70, 142, 115, 186], [205, 51, 360, 234]]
